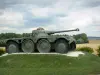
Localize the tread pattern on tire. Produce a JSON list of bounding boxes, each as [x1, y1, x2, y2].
[[37, 39, 51, 53], [22, 39, 35, 53], [55, 39, 69, 53], [6, 41, 19, 53]]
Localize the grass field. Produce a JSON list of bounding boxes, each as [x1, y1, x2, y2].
[[0, 40, 100, 75], [0, 54, 100, 75]]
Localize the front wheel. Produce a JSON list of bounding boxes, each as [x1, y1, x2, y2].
[[6, 41, 19, 53], [55, 39, 69, 53]]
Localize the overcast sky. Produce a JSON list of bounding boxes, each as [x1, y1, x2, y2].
[[0, 0, 100, 36]]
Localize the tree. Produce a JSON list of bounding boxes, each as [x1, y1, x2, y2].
[[73, 33, 89, 44]]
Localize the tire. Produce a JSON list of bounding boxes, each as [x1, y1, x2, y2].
[[70, 42, 76, 51], [6, 41, 19, 53], [55, 39, 69, 53], [22, 40, 35, 53], [37, 39, 51, 53]]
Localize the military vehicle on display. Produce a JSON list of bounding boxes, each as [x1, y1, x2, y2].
[[1, 28, 79, 53]]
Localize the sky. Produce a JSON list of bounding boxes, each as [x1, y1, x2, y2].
[[0, 0, 100, 37]]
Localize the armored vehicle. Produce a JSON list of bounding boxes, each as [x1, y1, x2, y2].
[[5, 28, 79, 53]]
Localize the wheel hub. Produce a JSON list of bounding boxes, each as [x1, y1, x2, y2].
[[37, 39, 51, 53], [7, 42, 19, 53], [22, 40, 34, 53], [55, 40, 69, 53]]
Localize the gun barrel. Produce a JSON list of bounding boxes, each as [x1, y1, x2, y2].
[[48, 28, 79, 34]]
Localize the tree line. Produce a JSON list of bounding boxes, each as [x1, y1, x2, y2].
[[0, 33, 32, 40]]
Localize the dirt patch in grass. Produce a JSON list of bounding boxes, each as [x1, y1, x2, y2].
[[77, 40, 100, 55]]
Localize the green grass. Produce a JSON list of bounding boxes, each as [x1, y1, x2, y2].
[[77, 46, 94, 53], [0, 54, 100, 75]]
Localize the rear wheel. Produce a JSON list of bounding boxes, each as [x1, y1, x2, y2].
[[37, 39, 51, 53], [6, 41, 19, 53], [22, 40, 35, 53], [55, 39, 69, 53], [70, 42, 76, 51]]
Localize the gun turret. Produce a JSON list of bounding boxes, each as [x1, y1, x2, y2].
[[47, 28, 79, 35]]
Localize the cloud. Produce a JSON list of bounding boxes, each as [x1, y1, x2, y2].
[[0, 0, 100, 36], [0, 10, 24, 27], [40, 5, 100, 36], [0, 26, 17, 33], [81, 0, 100, 8], [0, 0, 58, 10], [30, 7, 50, 17]]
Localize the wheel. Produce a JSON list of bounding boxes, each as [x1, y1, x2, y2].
[[37, 39, 51, 53], [22, 40, 35, 53], [55, 39, 69, 53], [6, 41, 19, 53], [70, 42, 76, 51]]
